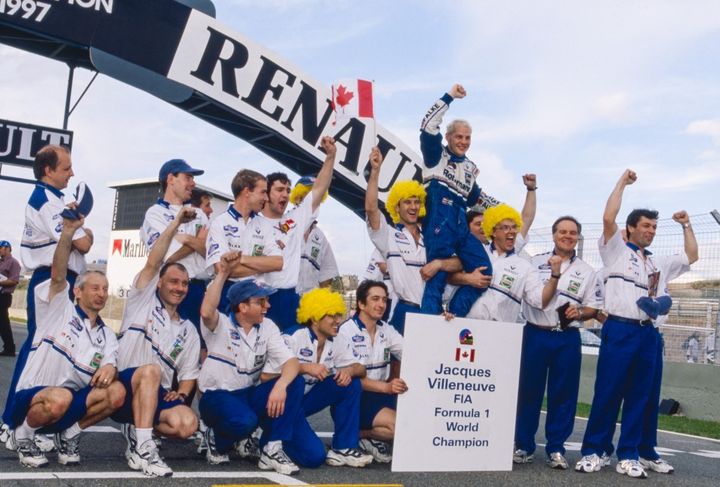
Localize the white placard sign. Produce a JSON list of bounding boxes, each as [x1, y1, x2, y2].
[[392, 313, 523, 472]]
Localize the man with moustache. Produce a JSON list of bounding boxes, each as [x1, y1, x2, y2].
[[337, 280, 406, 463], [577, 170, 675, 479], [513, 216, 603, 469], [205, 169, 283, 314], [1, 145, 93, 446], [261, 136, 337, 330], [8, 215, 123, 468], [115, 207, 201, 477]]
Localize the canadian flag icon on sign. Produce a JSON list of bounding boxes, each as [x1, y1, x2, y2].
[[455, 346, 475, 363]]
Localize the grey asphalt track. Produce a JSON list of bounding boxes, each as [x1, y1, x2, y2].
[[1, 322, 718, 486]]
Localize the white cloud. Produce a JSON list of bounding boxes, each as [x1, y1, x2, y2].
[[686, 119, 720, 144]]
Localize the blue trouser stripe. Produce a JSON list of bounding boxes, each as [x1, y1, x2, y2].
[[2, 268, 76, 426], [303, 377, 361, 450], [200, 376, 325, 467], [514, 325, 581, 455], [581, 319, 657, 460]]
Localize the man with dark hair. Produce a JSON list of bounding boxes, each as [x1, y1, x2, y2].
[[206, 169, 283, 314], [198, 253, 324, 474], [0, 241, 21, 356], [190, 189, 213, 219], [115, 207, 201, 477], [140, 159, 208, 352], [8, 215, 124, 468], [261, 137, 338, 330], [1, 144, 93, 446], [577, 170, 676, 479], [513, 215, 603, 469], [337, 280, 405, 463]]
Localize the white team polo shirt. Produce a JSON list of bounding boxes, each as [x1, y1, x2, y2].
[[21, 183, 87, 274], [17, 280, 118, 391], [117, 274, 200, 390], [337, 315, 403, 382], [522, 251, 604, 328], [368, 221, 425, 306], [140, 199, 209, 279], [205, 205, 280, 283], [599, 229, 669, 321], [262, 197, 314, 290], [466, 244, 544, 322], [199, 314, 293, 393], [275, 326, 360, 392], [296, 225, 339, 295]]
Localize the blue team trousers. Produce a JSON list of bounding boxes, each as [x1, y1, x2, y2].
[[420, 210, 491, 315], [581, 319, 657, 460], [602, 327, 664, 460], [514, 325, 581, 456], [199, 376, 325, 467], [2, 267, 77, 426], [267, 288, 301, 331], [303, 377, 361, 450]]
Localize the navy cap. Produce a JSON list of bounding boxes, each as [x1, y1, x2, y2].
[[159, 159, 204, 184], [227, 279, 276, 308], [0, 240, 10, 248]]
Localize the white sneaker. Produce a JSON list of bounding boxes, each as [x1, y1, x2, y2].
[[5, 430, 17, 451], [616, 459, 648, 479], [258, 447, 300, 475], [0, 422, 9, 444], [359, 438, 392, 463], [235, 436, 260, 460], [53, 431, 81, 465], [326, 448, 374, 467], [601, 452, 613, 467], [136, 439, 173, 477], [546, 451, 568, 469], [640, 457, 674, 474], [120, 423, 138, 464], [14, 433, 49, 468], [575, 453, 603, 473], [513, 448, 534, 464], [34, 434, 55, 453], [205, 428, 229, 465]]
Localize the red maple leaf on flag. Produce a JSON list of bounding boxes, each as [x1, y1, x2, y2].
[[335, 85, 354, 109]]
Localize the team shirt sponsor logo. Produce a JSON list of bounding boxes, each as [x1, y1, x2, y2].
[[499, 274, 515, 290]]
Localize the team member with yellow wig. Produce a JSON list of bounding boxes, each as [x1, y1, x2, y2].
[[365, 147, 462, 334], [264, 288, 371, 467]]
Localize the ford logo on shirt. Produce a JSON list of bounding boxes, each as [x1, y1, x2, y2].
[[223, 225, 238, 233], [299, 348, 313, 357], [352, 335, 365, 342]]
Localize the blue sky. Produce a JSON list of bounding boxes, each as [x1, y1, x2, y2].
[[1, 0, 717, 278]]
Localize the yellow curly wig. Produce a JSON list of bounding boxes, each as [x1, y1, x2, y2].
[[386, 180, 427, 224], [289, 177, 329, 206], [481, 203, 523, 240], [296, 288, 347, 325]]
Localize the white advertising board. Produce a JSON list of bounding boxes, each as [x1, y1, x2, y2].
[[392, 313, 523, 472]]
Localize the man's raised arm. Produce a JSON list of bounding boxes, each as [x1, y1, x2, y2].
[[365, 147, 384, 231], [310, 136, 337, 212], [603, 169, 637, 244], [48, 216, 84, 301]]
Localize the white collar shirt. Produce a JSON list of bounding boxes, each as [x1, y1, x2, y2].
[[21, 183, 87, 273], [140, 199, 209, 279], [522, 251, 604, 328], [199, 314, 293, 392], [17, 280, 118, 391], [262, 197, 315, 289], [337, 315, 403, 382], [368, 221, 425, 306], [117, 274, 201, 389], [205, 205, 280, 283], [466, 244, 544, 322], [296, 225, 339, 295]]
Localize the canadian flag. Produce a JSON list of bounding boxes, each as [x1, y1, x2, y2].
[[455, 346, 475, 363], [331, 79, 374, 125]]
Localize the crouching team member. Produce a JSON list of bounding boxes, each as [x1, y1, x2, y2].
[[338, 280, 406, 463], [198, 252, 325, 474], [513, 216, 603, 469], [9, 216, 123, 467], [114, 207, 200, 477], [269, 288, 372, 467]]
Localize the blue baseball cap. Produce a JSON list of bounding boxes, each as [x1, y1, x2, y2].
[[159, 159, 204, 184], [0, 240, 10, 248], [227, 279, 277, 308]]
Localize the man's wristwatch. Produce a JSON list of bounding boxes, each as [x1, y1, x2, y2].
[[682, 222, 691, 229]]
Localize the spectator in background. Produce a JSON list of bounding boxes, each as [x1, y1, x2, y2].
[[686, 333, 700, 363], [191, 189, 214, 219], [0, 241, 21, 357]]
